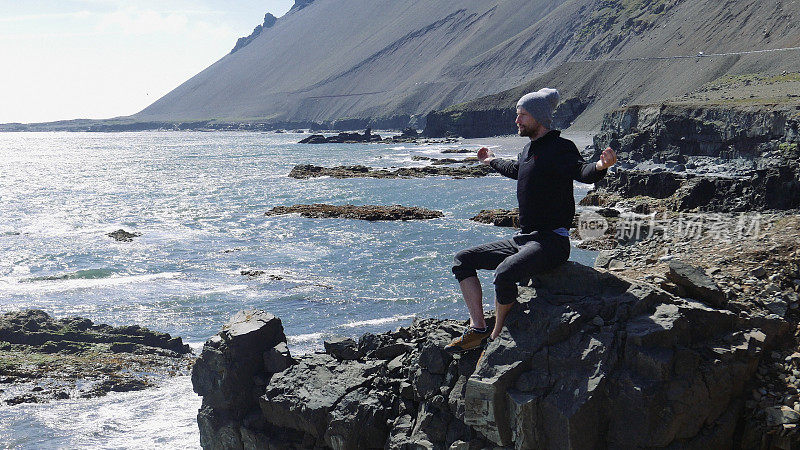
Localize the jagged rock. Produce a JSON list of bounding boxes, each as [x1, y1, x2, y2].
[[594, 250, 618, 269], [324, 386, 395, 449], [464, 278, 782, 447], [764, 406, 800, 426], [751, 266, 767, 278], [524, 261, 631, 298], [192, 310, 287, 418], [470, 209, 519, 228], [106, 229, 141, 242], [667, 259, 726, 307], [259, 354, 385, 443], [324, 336, 360, 360], [264, 341, 293, 374], [191, 263, 792, 449], [596, 207, 620, 217], [265, 204, 444, 221], [424, 98, 588, 138], [418, 340, 453, 375], [288, 164, 493, 179], [288, 0, 315, 13], [400, 127, 419, 138], [593, 104, 800, 167], [591, 105, 800, 212], [595, 167, 800, 212], [230, 13, 277, 54]]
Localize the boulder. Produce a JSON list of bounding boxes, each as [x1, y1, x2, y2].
[[324, 336, 360, 360], [667, 259, 726, 307], [259, 354, 386, 444], [470, 209, 519, 228], [463, 279, 778, 448], [191, 309, 287, 448], [264, 341, 293, 373]]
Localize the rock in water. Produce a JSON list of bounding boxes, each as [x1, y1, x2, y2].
[[0, 310, 192, 405], [470, 209, 519, 228], [288, 164, 493, 179], [106, 229, 141, 242], [264, 204, 444, 221], [298, 129, 381, 144]]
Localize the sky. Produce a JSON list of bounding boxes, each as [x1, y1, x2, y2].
[[0, 0, 295, 124]]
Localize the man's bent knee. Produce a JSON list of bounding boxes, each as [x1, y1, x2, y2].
[[452, 250, 477, 282], [493, 276, 518, 305]]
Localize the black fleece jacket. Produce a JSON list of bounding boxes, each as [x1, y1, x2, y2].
[[489, 130, 607, 232]]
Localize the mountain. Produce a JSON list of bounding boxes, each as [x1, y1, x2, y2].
[[133, 0, 799, 130], [425, 0, 800, 133], [134, 0, 573, 124]]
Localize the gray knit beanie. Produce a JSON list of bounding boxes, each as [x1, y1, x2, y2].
[[516, 88, 560, 129]]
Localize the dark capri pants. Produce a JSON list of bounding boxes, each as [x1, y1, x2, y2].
[[452, 230, 570, 305]]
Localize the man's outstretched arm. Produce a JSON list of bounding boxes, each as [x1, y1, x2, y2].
[[478, 147, 519, 180], [574, 146, 617, 183]]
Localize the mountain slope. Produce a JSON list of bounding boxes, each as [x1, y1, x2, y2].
[[134, 0, 800, 128], [135, 0, 569, 123]]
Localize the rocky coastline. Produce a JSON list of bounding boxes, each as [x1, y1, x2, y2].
[[0, 310, 193, 406], [191, 245, 798, 448], [298, 128, 437, 144], [189, 101, 800, 448], [589, 103, 800, 212], [288, 163, 493, 179], [0, 115, 423, 134]]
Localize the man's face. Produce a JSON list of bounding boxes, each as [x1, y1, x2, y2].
[[515, 107, 539, 137]]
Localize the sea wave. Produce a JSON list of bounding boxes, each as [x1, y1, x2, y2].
[[340, 314, 415, 328], [4, 272, 181, 294], [23, 268, 117, 282]]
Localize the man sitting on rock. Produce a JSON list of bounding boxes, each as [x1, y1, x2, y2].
[[445, 88, 618, 353]]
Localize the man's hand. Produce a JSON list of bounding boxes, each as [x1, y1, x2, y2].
[[477, 147, 495, 165], [595, 147, 618, 171]]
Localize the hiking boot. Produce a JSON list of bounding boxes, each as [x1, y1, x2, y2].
[[445, 326, 490, 354]]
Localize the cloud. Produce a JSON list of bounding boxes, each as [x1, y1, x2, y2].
[[96, 8, 191, 35]]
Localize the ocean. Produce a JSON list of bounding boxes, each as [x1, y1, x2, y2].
[[0, 131, 597, 448]]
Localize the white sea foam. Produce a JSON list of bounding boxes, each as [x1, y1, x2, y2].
[[288, 332, 324, 343], [340, 314, 415, 328], [0, 272, 181, 295], [0, 376, 200, 449], [201, 284, 247, 294]]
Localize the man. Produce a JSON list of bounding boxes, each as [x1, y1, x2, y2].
[[445, 88, 618, 353]]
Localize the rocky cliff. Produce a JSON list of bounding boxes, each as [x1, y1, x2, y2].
[[230, 14, 277, 55], [588, 103, 800, 212], [423, 98, 588, 138], [191, 260, 793, 448]]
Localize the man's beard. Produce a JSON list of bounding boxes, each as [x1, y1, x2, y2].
[[518, 125, 533, 137]]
